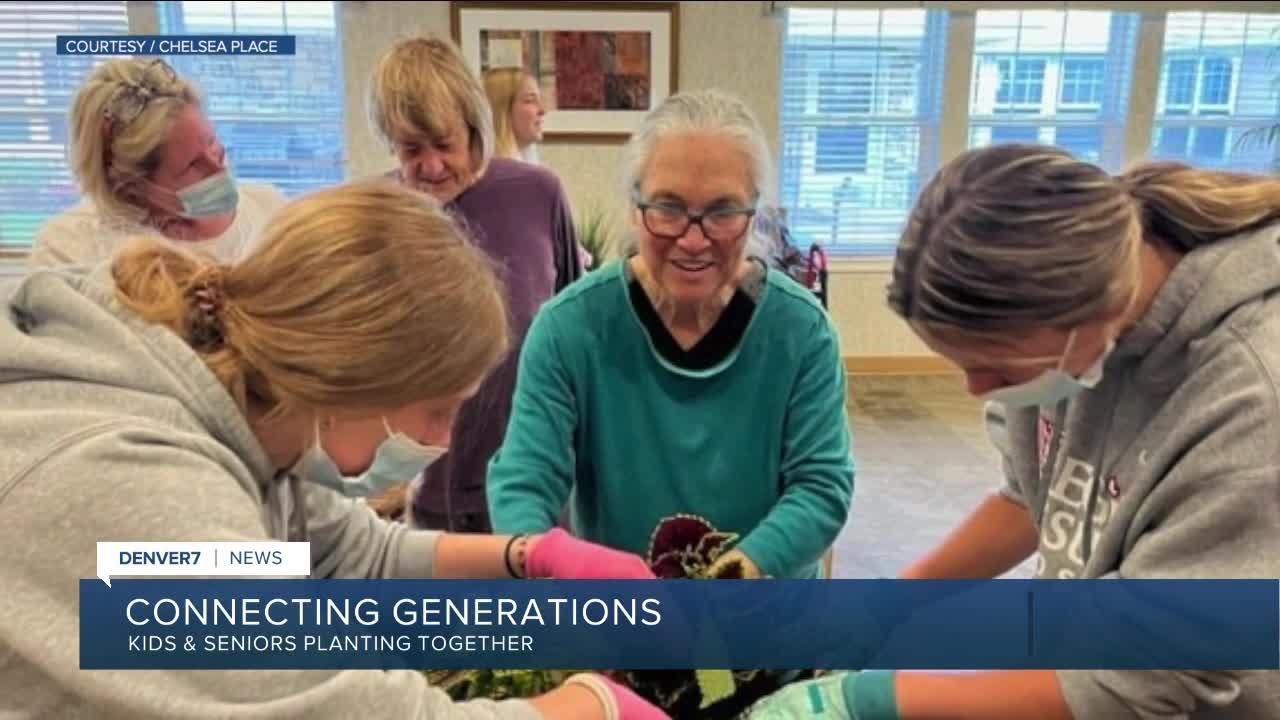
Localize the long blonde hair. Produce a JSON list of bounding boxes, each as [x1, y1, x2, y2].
[[887, 144, 1280, 340], [366, 33, 494, 173], [68, 58, 201, 227], [484, 67, 526, 160], [111, 180, 510, 421]]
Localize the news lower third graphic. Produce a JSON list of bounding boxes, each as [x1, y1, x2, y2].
[[96, 541, 311, 587], [81, 542, 1280, 672], [56, 35, 296, 56]]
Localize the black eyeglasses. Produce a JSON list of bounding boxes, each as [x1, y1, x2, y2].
[[634, 198, 757, 242]]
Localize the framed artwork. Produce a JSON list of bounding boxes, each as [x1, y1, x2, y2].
[[450, 1, 680, 142]]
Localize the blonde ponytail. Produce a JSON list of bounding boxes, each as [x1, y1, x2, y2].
[[111, 180, 511, 422], [111, 238, 260, 412], [1121, 161, 1280, 251]]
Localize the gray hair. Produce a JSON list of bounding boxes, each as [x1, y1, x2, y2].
[[620, 89, 778, 260]]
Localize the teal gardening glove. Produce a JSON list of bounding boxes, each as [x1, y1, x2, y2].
[[743, 671, 899, 720]]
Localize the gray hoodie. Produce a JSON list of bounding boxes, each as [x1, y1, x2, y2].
[[0, 265, 542, 720], [985, 222, 1280, 719]]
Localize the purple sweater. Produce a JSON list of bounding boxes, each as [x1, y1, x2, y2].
[[405, 158, 581, 531]]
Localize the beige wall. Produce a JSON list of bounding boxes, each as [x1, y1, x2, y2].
[[338, 0, 926, 363]]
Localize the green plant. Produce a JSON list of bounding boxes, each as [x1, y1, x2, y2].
[[1235, 34, 1280, 171], [419, 516, 810, 718], [574, 203, 619, 269], [423, 668, 582, 701]]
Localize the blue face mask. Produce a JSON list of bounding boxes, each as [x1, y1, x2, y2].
[[981, 330, 1115, 409], [172, 170, 239, 218], [307, 418, 447, 498]]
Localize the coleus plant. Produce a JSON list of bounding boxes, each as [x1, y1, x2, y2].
[[423, 515, 812, 718], [613, 514, 812, 719]]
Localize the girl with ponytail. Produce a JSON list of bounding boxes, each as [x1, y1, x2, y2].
[[748, 146, 1280, 719]]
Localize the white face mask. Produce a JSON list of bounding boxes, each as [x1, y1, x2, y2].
[[981, 329, 1115, 409], [306, 417, 447, 498]]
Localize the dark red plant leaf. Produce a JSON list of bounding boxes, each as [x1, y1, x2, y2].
[[647, 514, 715, 562], [650, 550, 689, 579]]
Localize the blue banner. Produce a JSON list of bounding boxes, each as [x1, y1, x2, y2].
[[56, 35, 296, 56], [79, 579, 1279, 671]]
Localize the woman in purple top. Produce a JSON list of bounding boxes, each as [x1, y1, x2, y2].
[[365, 33, 582, 532]]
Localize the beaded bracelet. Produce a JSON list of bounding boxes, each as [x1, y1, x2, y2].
[[503, 534, 527, 578]]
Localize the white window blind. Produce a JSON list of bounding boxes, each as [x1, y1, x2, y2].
[[968, 9, 1140, 170], [1151, 11, 1280, 172], [158, 1, 345, 197], [779, 8, 948, 255], [0, 2, 128, 251]]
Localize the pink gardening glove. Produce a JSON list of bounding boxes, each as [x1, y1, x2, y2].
[[525, 528, 656, 580]]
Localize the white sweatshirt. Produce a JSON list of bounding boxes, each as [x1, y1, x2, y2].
[[28, 182, 287, 269]]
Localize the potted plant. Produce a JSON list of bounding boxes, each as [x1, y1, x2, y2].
[[422, 515, 815, 719], [574, 203, 619, 271]]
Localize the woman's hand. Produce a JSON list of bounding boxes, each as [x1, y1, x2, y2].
[[706, 548, 763, 578], [524, 528, 656, 580]]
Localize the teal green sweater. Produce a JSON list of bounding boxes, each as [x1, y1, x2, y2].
[[487, 259, 855, 579]]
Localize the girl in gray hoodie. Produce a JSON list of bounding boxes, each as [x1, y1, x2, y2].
[[747, 146, 1280, 719], [0, 181, 665, 720]]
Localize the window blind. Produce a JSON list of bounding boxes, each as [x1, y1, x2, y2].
[[968, 9, 1140, 170], [0, 2, 128, 250], [158, 1, 346, 197], [1151, 11, 1280, 172], [779, 7, 949, 255]]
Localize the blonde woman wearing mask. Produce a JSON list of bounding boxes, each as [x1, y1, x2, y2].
[[746, 145, 1280, 719], [0, 181, 665, 719], [30, 58, 286, 268], [485, 66, 546, 164]]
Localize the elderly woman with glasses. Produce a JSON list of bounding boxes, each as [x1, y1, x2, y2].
[[30, 58, 286, 268], [488, 89, 855, 582]]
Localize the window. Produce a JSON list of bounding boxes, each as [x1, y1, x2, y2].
[[818, 70, 872, 114], [779, 8, 948, 255], [1163, 58, 1197, 111], [969, 9, 1139, 170], [1199, 57, 1233, 108], [1055, 126, 1103, 163], [0, 3, 129, 251], [991, 126, 1040, 144], [775, 6, 1280, 257], [158, 1, 346, 196], [995, 57, 1046, 109], [1060, 58, 1104, 107], [1151, 12, 1280, 171], [814, 126, 869, 173], [1193, 126, 1228, 161]]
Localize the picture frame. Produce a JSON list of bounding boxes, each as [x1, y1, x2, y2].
[[450, 1, 680, 142]]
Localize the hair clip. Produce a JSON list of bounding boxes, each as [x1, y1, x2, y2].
[[187, 277, 227, 352]]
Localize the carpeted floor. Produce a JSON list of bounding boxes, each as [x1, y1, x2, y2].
[[831, 374, 1034, 579]]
